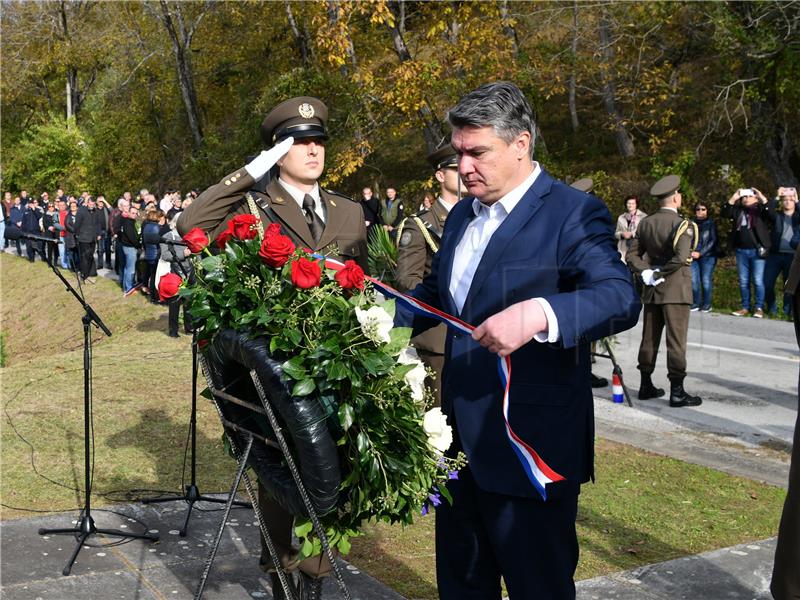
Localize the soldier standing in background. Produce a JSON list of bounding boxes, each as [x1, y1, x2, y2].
[[626, 175, 702, 407], [179, 96, 367, 600], [394, 143, 465, 405]]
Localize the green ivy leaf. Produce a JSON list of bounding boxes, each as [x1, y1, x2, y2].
[[385, 327, 413, 355], [337, 535, 351, 555], [339, 403, 355, 430], [281, 357, 307, 380], [292, 378, 315, 396], [294, 520, 313, 537], [200, 254, 224, 272]]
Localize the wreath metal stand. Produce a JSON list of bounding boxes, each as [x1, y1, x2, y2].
[[193, 354, 351, 600], [592, 338, 634, 407]]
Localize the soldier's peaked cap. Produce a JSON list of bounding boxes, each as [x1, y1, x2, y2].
[[260, 96, 328, 146], [427, 143, 458, 170], [570, 177, 593, 193], [650, 174, 681, 198]]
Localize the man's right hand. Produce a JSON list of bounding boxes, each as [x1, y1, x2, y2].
[[244, 137, 294, 180]]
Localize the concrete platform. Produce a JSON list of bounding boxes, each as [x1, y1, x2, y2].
[[0, 498, 402, 600], [576, 537, 776, 600]]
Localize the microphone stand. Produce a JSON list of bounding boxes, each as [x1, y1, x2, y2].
[[141, 330, 250, 536], [38, 261, 158, 576]]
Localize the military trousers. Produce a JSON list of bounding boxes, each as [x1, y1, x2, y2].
[[417, 349, 444, 408], [257, 482, 332, 578], [636, 302, 690, 383]]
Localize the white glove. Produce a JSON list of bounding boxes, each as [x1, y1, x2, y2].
[[641, 268, 664, 287], [244, 137, 294, 180]]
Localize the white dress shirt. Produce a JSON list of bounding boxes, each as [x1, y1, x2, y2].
[[278, 178, 326, 223], [448, 163, 560, 343]]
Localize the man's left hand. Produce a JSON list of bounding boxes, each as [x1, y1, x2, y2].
[[472, 299, 548, 357]]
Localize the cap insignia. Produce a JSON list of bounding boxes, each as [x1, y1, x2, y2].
[[298, 103, 315, 119]]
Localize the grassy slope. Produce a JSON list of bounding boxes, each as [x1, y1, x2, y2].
[[0, 253, 786, 599]]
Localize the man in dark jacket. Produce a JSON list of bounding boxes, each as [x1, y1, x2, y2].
[[21, 198, 44, 262], [722, 187, 771, 318], [118, 204, 141, 293], [9, 197, 24, 256], [359, 187, 381, 236], [765, 187, 800, 317], [73, 196, 103, 283]]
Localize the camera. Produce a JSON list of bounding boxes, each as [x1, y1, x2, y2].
[[738, 188, 754, 197]]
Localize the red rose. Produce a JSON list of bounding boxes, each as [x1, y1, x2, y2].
[[158, 272, 183, 302], [182, 228, 209, 253], [334, 260, 365, 290], [264, 222, 282, 239], [259, 232, 295, 268], [215, 221, 235, 248], [291, 257, 322, 289], [231, 214, 259, 240]]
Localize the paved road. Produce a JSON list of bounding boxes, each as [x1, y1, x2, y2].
[[592, 310, 797, 485]]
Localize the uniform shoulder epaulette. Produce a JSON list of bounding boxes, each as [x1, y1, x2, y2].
[[322, 188, 355, 204], [672, 218, 699, 263], [397, 213, 438, 253], [412, 208, 431, 218]]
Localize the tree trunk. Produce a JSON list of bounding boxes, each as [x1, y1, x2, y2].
[[386, 1, 446, 153], [285, 1, 309, 68], [158, 0, 205, 150], [598, 14, 635, 158], [59, 2, 86, 119], [499, 0, 520, 56], [568, 1, 579, 132], [753, 98, 799, 186]]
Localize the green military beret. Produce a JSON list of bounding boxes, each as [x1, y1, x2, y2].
[[260, 96, 328, 146], [427, 143, 458, 170], [650, 174, 681, 198], [570, 177, 593, 193]]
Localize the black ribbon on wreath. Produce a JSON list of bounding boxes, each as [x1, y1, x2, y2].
[[203, 328, 341, 517]]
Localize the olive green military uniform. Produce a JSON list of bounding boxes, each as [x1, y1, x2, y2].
[[395, 198, 450, 405], [178, 175, 367, 271], [626, 199, 694, 385], [178, 97, 366, 583]]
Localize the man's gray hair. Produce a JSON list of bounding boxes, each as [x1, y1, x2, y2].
[[447, 81, 537, 158]]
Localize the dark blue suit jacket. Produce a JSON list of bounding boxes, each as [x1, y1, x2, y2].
[[408, 169, 641, 500]]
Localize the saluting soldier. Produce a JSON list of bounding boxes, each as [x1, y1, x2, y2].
[[178, 96, 367, 271], [626, 175, 702, 408], [178, 96, 367, 599], [394, 143, 465, 405]]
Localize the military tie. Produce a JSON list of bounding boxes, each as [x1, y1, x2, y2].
[[302, 194, 324, 244]]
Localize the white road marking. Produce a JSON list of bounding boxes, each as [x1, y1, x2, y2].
[[688, 342, 799, 363]]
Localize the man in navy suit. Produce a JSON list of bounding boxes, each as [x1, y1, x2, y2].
[[406, 82, 641, 599]]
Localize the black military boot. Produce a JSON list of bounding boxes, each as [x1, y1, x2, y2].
[[669, 381, 702, 407], [269, 572, 296, 600], [590, 372, 609, 388], [638, 373, 664, 400], [298, 572, 323, 600]]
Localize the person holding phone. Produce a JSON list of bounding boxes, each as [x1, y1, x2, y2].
[[723, 187, 770, 318]]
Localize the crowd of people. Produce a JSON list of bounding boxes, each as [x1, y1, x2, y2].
[[1, 188, 198, 337], [615, 185, 799, 318]]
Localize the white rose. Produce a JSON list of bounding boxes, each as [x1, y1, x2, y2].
[[423, 407, 453, 454], [397, 347, 426, 402], [355, 305, 393, 345]]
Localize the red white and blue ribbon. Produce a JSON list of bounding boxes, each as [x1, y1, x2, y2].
[[315, 254, 565, 500]]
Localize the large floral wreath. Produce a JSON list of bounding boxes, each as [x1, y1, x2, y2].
[[169, 215, 464, 558]]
